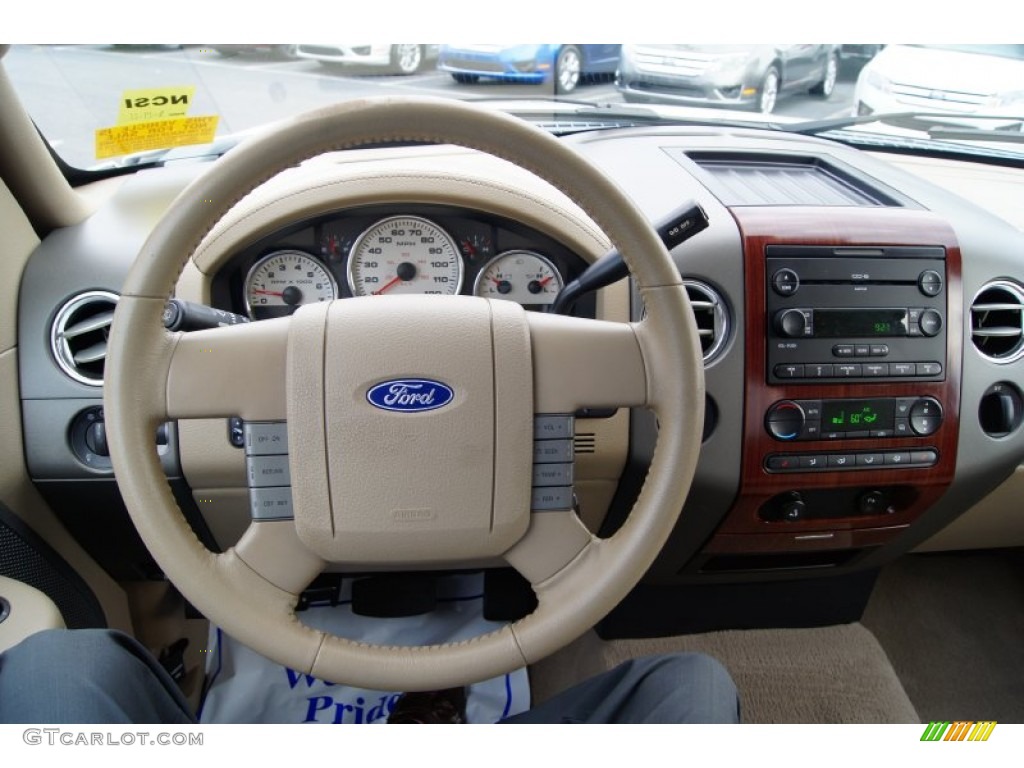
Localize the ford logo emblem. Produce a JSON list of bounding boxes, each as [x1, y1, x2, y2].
[[366, 379, 454, 413]]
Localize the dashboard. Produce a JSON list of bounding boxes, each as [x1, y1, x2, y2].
[[15, 122, 1024, 603]]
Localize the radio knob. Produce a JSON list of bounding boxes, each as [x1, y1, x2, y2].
[[766, 401, 806, 441], [919, 309, 943, 337], [775, 309, 809, 338]]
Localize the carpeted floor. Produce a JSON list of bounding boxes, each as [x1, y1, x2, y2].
[[862, 549, 1024, 723], [530, 622, 919, 723]]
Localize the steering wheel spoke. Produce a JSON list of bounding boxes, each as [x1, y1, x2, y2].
[[233, 519, 325, 596], [165, 317, 289, 420], [528, 312, 648, 413]]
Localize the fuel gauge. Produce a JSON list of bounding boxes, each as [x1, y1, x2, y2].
[[474, 250, 564, 309], [320, 231, 354, 264], [459, 233, 493, 263]]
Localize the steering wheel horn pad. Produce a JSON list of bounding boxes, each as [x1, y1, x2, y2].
[[288, 296, 532, 564]]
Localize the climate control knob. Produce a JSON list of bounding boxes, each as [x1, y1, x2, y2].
[[765, 401, 806, 441]]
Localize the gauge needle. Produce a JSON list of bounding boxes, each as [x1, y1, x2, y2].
[[373, 276, 402, 295], [537, 276, 555, 287], [252, 289, 284, 296]]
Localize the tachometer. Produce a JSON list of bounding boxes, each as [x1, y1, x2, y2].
[[473, 250, 564, 309], [244, 250, 338, 320], [347, 216, 463, 296]]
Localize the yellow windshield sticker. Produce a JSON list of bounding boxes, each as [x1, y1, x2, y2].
[[118, 86, 196, 124], [95, 116, 219, 160]]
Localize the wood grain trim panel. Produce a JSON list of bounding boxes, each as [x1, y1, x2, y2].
[[705, 207, 963, 552]]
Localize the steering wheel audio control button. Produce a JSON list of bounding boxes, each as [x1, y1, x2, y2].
[[533, 439, 573, 464], [533, 415, 574, 440], [531, 486, 574, 512], [532, 463, 574, 487]]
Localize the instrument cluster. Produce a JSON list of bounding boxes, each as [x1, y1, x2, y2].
[[215, 204, 589, 321]]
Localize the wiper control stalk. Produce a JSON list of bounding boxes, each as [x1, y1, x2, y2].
[[551, 200, 709, 315]]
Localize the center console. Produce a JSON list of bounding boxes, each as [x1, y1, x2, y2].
[[695, 207, 962, 567]]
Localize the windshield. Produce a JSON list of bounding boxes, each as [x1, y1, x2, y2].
[[6, 41, 1024, 170]]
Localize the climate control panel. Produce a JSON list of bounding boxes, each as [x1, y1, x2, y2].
[[765, 397, 943, 442]]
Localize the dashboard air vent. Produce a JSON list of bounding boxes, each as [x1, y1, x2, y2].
[[685, 280, 729, 363], [970, 282, 1024, 362], [50, 291, 119, 385]]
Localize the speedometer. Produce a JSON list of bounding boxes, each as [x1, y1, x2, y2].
[[244, 250, 338, 320], [347, 216, 463, 296]]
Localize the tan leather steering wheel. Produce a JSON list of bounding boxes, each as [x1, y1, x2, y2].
[[104, 97, 704, 691]]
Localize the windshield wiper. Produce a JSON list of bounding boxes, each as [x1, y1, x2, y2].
[[789, 111, 1024, 137]]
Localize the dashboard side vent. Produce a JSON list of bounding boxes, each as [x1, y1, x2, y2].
[[685, 280, 729, 363], [50, 291, 119, 385], [970, 281, 1024, 362]]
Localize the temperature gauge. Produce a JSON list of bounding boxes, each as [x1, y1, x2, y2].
[[474, 250, 564, 309]]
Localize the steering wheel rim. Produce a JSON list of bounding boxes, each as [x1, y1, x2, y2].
[[104, 97, 705, 691]]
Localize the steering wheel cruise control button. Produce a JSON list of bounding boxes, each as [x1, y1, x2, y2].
[[247, 455, 292, 487], [244, 421, 290, 455], [249, 487, 295, 521]]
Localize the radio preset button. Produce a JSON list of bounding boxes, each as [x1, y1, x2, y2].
[[807, 363, 833, 378], [774, 364, 804, 379], [863, 363, 889, 377], [890, 363, 916, 376], [772, 268, 801, 296], [835, 363, 862, 377], [917, 362, 943, 376]]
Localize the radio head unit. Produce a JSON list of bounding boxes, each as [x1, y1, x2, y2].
[[766, 245, 947, 384]]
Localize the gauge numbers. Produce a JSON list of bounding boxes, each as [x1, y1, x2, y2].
[[244, 250, 338, 320], [347, 216, 463, 297], [474, 250, 564, 309]]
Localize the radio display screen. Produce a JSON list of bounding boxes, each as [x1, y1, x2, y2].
[[822, 399, 895, 431], [814, 308, 907, 337]]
